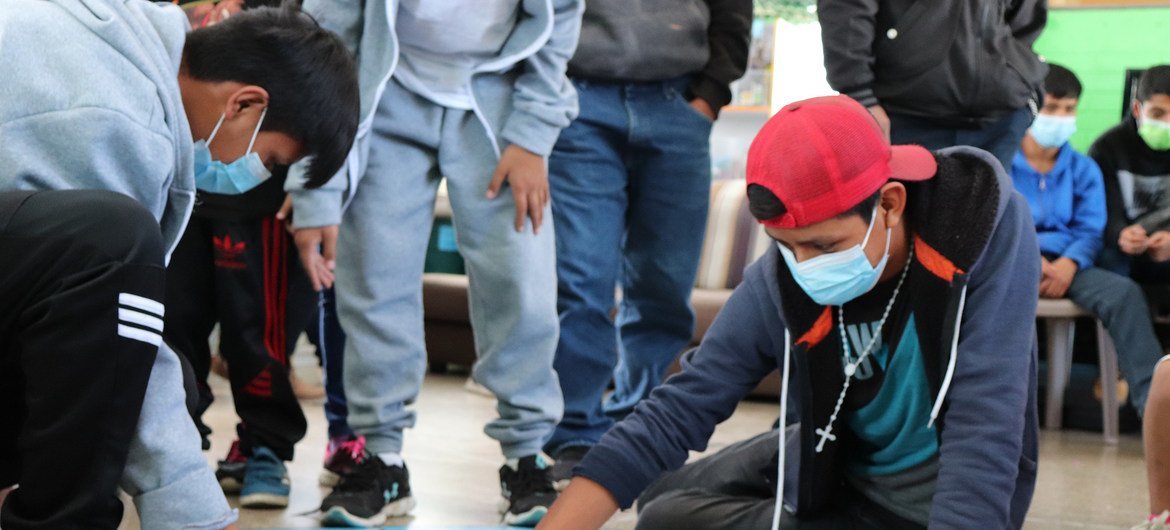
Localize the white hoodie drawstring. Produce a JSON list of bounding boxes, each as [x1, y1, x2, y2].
[[929, 284, 967, 427], [772, 331, 793, 530]]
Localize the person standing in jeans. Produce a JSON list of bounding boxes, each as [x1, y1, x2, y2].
[[544, 0, 752, 484], [818, 0, 1048, 171]]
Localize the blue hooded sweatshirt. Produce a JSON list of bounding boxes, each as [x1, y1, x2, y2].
[[575, 147, 1041, 529], [1010, 143, 1107, 270]]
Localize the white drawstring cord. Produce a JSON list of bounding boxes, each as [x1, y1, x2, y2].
[[772, 331, 792, 530], [929, 284, 967, 427]]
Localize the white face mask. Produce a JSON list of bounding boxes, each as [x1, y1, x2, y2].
[[776, 208, 891, 306]]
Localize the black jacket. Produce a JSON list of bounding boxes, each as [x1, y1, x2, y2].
[[568, 0, 753, 111], [1090, 118, 1170, 250], [819, 0, 1047, 126]]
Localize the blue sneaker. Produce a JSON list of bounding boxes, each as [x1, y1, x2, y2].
[[239, 446, 290, 509]]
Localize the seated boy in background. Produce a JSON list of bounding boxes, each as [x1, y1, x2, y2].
[[1092, 65, 1170, 281], [1010, 63, 1163, 420]]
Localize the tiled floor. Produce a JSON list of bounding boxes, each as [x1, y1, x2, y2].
[[118, 346, 1150, 529]]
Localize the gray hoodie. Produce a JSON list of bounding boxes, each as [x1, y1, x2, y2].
[[285, 0, 583, 229], [0, 2, 235, 528], [0, 0, 195, 259]]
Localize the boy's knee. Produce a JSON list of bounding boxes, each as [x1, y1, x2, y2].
[[60, 190, 164, 268], [636, 494, 692, 530]]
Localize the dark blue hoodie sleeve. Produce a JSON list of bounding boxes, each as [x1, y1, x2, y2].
[[573, 265, 784, 509], [930, 192, 1040, 528]]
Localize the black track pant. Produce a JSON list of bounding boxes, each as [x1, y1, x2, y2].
[[0, 190, 165, 530], [164, 213, 313, 461]]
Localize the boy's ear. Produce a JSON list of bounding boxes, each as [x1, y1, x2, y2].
[[1134, 100, 1143, 120], [224, 85, 270, 118]]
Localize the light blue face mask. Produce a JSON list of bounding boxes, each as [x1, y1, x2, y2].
[[1028, 114, 1077, 149], [777, 208, 891, 306], [193, 108, 272, 195]]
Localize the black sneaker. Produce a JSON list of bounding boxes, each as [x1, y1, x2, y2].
[[320, 451, 415, 527], [215, 440, 247, 495], [550, 446, 589, 491], [499, 455, 557, 527]]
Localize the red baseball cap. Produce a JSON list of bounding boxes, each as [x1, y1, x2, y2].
[[746, 95, 937, 229]]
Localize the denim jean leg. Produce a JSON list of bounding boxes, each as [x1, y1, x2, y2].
[[1065, 267, 1164, 414], [958, 106, 1033, 174], [316, 288, 353, 439], [605, 79, 712, 418], [545, 80, 630, 454], [888, 113, 959, 151]]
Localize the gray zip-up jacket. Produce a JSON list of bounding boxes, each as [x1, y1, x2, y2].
[[286, 0, 583, 229]]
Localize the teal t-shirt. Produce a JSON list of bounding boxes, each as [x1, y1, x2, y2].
[[834, 275, 939, 525]]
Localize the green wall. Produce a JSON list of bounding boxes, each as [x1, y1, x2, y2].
[[1033, 7, 1170, 151]]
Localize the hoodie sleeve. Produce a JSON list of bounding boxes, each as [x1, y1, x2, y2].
[[284, 0, 365, 229], [573, 266, 783, 509], [1061, 156, 1106, 270], [1006, 0, 1047, 46], [1090, 136, 1129, 251], [816, 0, 880, 108], [301, 0, 364, 55], [500, 0, 583, 157], [690, 0, 753, 113], [929, 192, 1040, 528], [0, 108, 175, 222]]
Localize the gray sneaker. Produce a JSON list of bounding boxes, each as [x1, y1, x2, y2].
[[550, 446, 589, 492]]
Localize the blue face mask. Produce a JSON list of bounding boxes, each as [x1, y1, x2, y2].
[[1028, 114, 1077, 149], [777, 208, 891, 306], [193, 108, 272, 195]]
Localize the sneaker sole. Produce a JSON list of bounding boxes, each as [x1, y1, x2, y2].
[[320, 497, 415, 528], [321, 506, 386, 528], [239, 492, 289, 509], [502, 505, 549, 527], [219, 477, 243, 495], [319, 468, 341, 487], [384, 496, 417, 517]]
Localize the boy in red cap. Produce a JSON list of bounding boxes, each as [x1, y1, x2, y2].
[[537, 95, 1040, 530]]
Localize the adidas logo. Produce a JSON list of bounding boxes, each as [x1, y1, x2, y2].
[[212, 234, 246, 255], [117, 293, 164, 347]]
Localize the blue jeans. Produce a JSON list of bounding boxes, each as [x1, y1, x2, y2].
[[1065, 267, 1163, 413], [307, 288, 353, 440], [888, 106, 1034, 174], [545, 77, 712, 454]]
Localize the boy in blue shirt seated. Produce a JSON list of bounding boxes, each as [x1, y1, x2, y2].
[[1010, 64, 1163, 419]]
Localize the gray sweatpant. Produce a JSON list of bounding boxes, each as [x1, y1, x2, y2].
[[337, 79, 563, 459]]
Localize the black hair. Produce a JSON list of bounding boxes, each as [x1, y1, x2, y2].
[[1138, 65, 1170, 103], [184, 4, 359, 188], [838, 190, 882, 220], [1044, 63, 1082, 100], [746, 184, 881, 224]]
